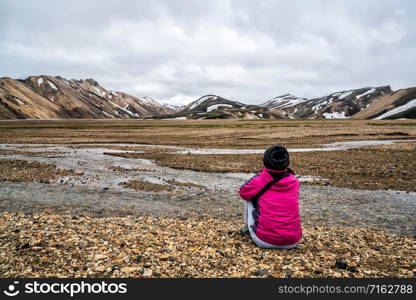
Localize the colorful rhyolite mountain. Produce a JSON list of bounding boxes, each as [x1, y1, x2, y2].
[[0, 76, 414, 120], [0, 75, 175, 119]]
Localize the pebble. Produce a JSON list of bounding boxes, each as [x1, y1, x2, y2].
[[121, 266, 138, 274], [1, 206, 415, 278], [142, 269, 153, 277], [253, 269, 269, 276], [334, 260, 348, 269]]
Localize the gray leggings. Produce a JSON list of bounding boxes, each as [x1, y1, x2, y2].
[[244, 201, 299, 249]]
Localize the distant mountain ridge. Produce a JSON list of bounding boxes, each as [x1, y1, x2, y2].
[[0, 75, 175, 119], [0, 75, 414, 120], [158, 95, 281, 120], [158, 86, 405, 120], [352, 87, 416, 120], [270, 86, 393, 119], [260, 94, 308, 110]]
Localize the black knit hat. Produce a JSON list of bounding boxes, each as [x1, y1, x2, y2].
[[263, 145, 290, 170]]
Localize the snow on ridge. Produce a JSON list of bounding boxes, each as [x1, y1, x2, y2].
[[48, 80, 58, 90], [322, 111, 347, 119], [139, 97, 160, 106], [312, 99, 330, 111], [261, 94, 308, 109], [207, 104, 233, 112], [338, 91, 354, 99], [189, 96, 213, 110], [109, 101, 140, 118], [92, 86, 106, 97], [163, 103, 184, 110], [357, 88, 376, 99], [37, 77, 44, 86], [374, 99, 416, 120]]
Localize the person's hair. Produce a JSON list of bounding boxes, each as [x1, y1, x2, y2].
[[263, 145, 290, 171]]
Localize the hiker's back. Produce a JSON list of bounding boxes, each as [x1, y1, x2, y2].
[[255, 168, 302, 246]]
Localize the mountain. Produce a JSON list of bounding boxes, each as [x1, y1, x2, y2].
[[156, 95, 282, 120], [260, 94, 308, 110], [352, 87, 416, 120], [0, 75, 175, 119], [283, 86, 393, 119], [1, 76, 413, 120], [162, 103, 185, 113]]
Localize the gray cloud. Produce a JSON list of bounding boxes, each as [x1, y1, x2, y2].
[[0, 0, 414, 105]]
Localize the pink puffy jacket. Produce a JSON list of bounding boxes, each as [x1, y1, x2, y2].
[[239, 168, 302, 246]]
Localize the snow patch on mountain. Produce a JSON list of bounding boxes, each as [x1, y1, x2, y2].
[[260, 94, 308, 109], [48, 81, 58, 90], [207, 104, 233, 112], [374, 99, 416, 119], [339, 91, 353, 99], [189, 96, 217, 110], [357, 88, 376, 98], [323, 111, 347, 119]]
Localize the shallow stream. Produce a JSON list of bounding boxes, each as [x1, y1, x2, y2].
[[0, 141, 415, 235]]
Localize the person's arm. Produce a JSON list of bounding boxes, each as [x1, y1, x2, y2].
[[239, 172, 264, 201]]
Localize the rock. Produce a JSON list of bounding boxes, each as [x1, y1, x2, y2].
[[95, 254, 107, 260], [121, 266, 138, 274], [334, 260, 348, 269], [347, 266, 358, 273], [132, 255, 142, 263], [20, 243, 30, 249], [0, 210, 415, 278], [32, 241, 43, 247], [159, 253, 169, 260], [253, 269, 269, 276], [111, 265, 120, 271], [86, 262, 96, 269], [95, 266, 107, 272]]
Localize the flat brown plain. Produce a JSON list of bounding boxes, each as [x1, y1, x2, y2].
[[1, 119, 415, 148], [1, 119, 415, 191]]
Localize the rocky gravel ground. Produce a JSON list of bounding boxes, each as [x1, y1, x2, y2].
[[0, 211, 415, 278], [0, 159, 78, 183]]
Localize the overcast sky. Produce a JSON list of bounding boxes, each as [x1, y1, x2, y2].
[[0, 0, 414, 105]]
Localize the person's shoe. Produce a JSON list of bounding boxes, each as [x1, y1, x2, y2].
[[240, 225, 250, 236]]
